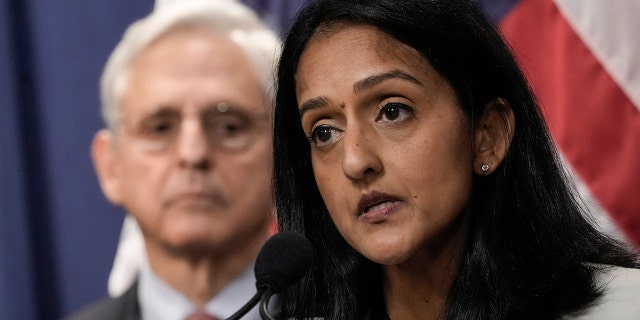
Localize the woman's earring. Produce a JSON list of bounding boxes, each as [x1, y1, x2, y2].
[[481, 164, 490, 172]]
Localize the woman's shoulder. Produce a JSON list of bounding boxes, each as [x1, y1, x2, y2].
[[564, 265, 640, 319]]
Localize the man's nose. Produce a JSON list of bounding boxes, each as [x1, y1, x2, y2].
[[176, 118, 210, 169]]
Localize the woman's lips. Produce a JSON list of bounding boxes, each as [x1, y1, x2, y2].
[[357, 191, 402, 223]]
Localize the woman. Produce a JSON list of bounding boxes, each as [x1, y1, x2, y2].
[[273, 0, 640, 319]]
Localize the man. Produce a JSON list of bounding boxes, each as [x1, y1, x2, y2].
[[65, 0, 280, 318]]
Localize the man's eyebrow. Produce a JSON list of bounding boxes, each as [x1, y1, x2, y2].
[[139, 106, 179, 118], [299, 95, 331, 118], [353, 70, 422, 94]]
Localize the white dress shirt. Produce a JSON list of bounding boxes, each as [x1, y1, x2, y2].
[[138, 255, 261, 320]]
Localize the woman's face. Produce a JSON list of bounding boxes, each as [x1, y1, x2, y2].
[[295, 24, 474, 266]]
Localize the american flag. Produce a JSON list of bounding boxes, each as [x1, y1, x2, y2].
[[481, 0, 640, 248]]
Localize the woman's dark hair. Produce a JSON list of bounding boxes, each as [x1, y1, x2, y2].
[[273, 0, 638, 319]]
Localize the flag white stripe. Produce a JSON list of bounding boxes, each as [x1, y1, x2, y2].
[[554, 0, 640, 111]]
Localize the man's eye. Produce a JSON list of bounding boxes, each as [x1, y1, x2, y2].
[[139, 117, 177, 137], [153, 121, 173, 133], [309, 124, 341, 147], [207, 115, 258, 150], [222, 122, 240, 135], [210, 117, 249, 137], [217, 122, 243, 137], [377, 102, 412, 122]]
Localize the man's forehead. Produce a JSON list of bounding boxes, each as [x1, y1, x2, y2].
[[126, 101, 268, 119], [119, 35, 267, 117]]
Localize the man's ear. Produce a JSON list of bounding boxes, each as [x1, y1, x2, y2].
[[472, 98, 515, 175], [92, 129, 124, 204]]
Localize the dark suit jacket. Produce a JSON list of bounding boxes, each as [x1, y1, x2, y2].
[[62, 282, 140, 320]]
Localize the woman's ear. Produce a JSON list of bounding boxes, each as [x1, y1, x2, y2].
[[472, 98, 515, 175], [92, 129, 124, 204]]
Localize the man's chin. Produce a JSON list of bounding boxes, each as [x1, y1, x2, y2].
[[158, 232, 227, 256], [162, 240, 220, 258]]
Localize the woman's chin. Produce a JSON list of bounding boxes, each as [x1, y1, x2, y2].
[[356, 241, 412, 266]]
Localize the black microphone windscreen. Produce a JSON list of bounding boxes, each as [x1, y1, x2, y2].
[[254, 231, 313, 293]]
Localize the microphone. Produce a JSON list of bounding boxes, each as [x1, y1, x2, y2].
[[224, 231, 314, 320]]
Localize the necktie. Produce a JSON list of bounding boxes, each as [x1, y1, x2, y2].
[[185, 311, 219, 320]]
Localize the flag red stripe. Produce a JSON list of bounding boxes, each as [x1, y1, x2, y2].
[[499, 0, 640, 245]]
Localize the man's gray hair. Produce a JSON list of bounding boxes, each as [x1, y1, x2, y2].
[[100, 0, 281, 130]]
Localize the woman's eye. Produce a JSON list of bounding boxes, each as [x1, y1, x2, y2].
[[376, 102, 412, 122], [309, 124, 341, 147]]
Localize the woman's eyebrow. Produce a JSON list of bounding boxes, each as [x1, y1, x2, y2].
[[299, 70, 422, 118], [353, 70, 422, 94], [299, 95, 331, 118]]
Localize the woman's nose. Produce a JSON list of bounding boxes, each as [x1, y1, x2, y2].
[[340, 126, 382, 182]]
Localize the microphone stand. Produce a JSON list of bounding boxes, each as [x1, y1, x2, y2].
[[224, 288, 277, 320], [224, 289, 262, 320], [259, 288, 276, 320]]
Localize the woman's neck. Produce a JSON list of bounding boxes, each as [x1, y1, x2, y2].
[[382, 214, 468, 320]]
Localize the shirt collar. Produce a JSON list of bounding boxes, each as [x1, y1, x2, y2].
[[138, 254, 260, 320]]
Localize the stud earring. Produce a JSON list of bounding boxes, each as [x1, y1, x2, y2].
[[481, 164, 490, 172]]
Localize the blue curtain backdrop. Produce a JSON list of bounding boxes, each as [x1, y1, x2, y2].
[[0, 0, 523, 319], [0, 1, 305, 319]]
